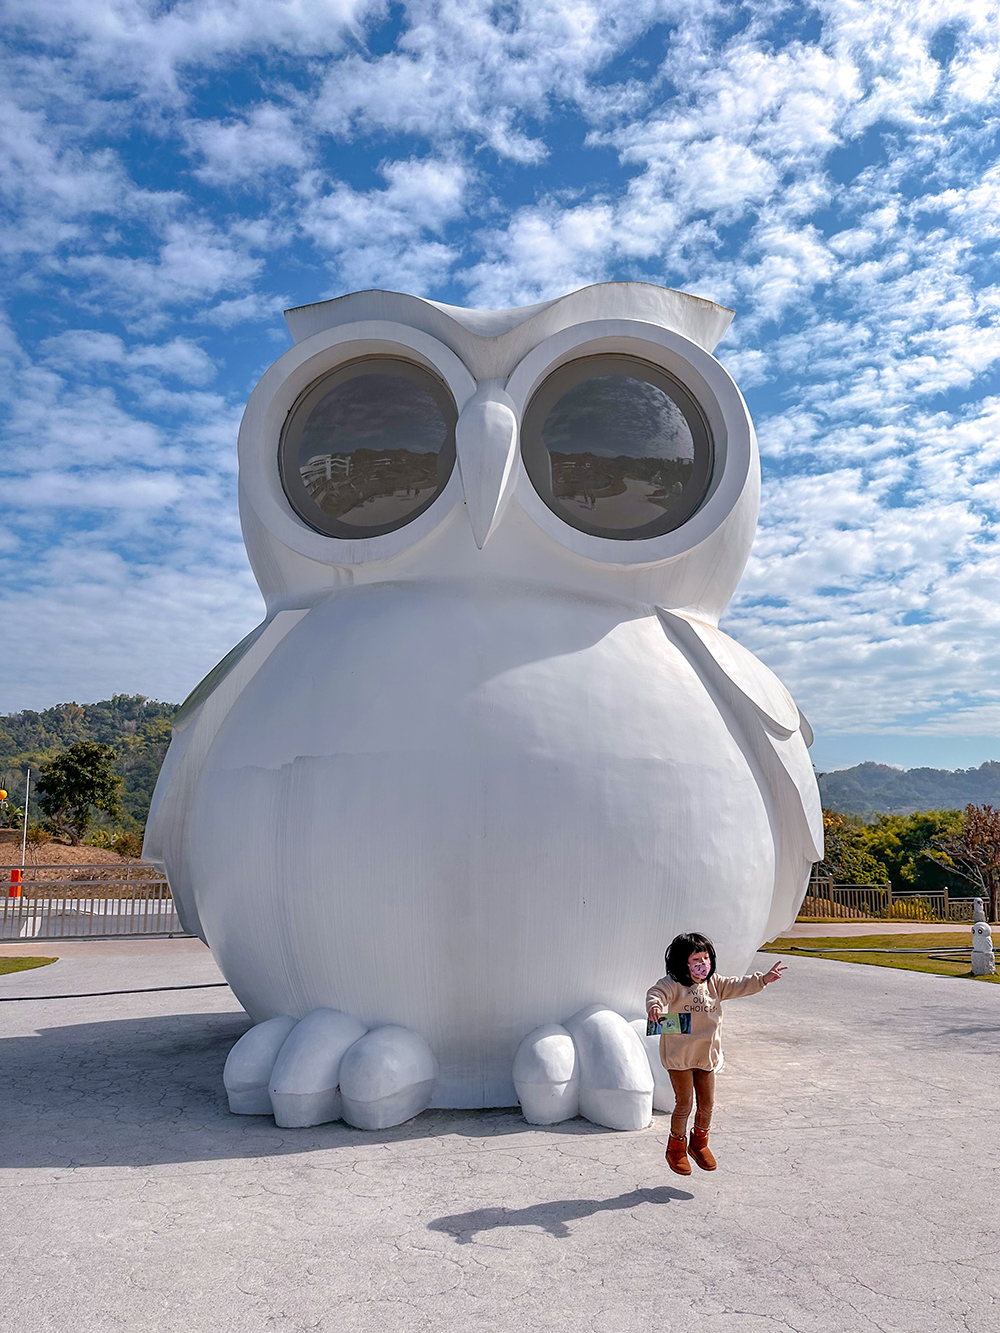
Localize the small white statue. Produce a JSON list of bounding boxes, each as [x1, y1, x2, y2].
[[971, 898, 995, 976]]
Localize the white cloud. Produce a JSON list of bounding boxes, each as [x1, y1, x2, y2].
[[0, 331, 162, 471], [0, 92, 139, 259], [313, 1, 699, 161], [200, 290, 291, 328], [65, 220, 264, 320], [3, 0, 379, 94], [187, 104, 312, 185], [300, 157, 469, 291], [0, 325, 257, 709], [39, 332, 217, 385], [464, 200, 619, 306], [4, 470, 187, 510], [0, 546, 263, 711], [612, 33, 861, 202], [727, 389, 1000, 735]]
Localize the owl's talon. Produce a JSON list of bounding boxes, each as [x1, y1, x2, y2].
[[223, 1009, 438, 1129], [512, 1022, 580, 1124], [339, 1025, 438, 1129], [514, 1004, 654, 1131], [268, 1007, 368, 1127], [224, 1014, 297, 1115]]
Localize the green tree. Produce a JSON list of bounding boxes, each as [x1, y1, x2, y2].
[[35, 742, 123, 845], [818, 811, 890, 884], [836, 844, 890, 886], [862, 810, 964, 894]]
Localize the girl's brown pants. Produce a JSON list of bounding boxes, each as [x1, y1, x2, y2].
[[667, 1068, 715, 1138]]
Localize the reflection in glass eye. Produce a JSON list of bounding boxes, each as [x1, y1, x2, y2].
[[542, 376, 695, 531], [281, 361, 456, 539], [521, 356, 712, 540], [299, 374, 447, 529]]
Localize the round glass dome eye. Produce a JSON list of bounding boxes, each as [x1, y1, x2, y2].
[[521, 355, 714, 540], [280, 358, 457, 539]]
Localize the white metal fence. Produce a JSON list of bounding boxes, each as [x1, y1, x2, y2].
[[1, 864, 186, 939]]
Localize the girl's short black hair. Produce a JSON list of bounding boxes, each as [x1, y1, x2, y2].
[[665, 932, 717, 986]]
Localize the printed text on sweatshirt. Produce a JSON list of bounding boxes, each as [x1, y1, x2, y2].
[[645, 972, 767, 1072]]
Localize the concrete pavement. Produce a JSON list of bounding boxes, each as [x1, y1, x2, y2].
[[1, 939, 998, 1332], [0, 934, 223, 993]]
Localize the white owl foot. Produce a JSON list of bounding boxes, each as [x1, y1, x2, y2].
[[223, 1008, 439, 1130], [513, 1003, 654, 1131]]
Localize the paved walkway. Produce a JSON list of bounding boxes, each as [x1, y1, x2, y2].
[[1, 939, 997, 1332], [0, 935, 222, 988]]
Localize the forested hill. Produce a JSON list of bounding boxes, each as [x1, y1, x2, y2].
[[0, 695, 179, 832], [819, 761, 1000, 817]]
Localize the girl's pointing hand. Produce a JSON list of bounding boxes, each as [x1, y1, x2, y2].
[[763, 961, 786, 984]]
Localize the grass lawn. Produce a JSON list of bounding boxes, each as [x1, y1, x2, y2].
[[0, 956, 57, 975], [761, 933, 999, 984]]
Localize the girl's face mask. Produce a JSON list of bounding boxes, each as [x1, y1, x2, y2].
[[689, 953, 711, 982]]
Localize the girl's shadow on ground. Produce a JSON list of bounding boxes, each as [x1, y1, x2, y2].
[[428, 1186, 693, 1242]]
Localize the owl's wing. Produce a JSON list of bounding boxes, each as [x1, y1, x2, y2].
[[143, 609, 308, 940], [657, 608, 823, 942]]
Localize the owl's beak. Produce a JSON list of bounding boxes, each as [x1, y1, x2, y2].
[[455, 386, 519, 549]]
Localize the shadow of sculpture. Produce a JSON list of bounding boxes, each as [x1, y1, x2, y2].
[[0, 1011, 667, 1168], [428, 1186, 693, 1243]]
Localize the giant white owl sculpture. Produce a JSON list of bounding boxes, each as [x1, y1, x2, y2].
[[144, 283, 822, 1132]]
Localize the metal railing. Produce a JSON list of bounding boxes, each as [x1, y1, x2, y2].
[[1, 864, 187, 939], [800, 875, 985, 923]]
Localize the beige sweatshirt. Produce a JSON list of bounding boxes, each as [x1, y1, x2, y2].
[[645, 971, 768, 1072]]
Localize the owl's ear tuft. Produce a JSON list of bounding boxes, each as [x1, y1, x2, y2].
[[455, 387, 519, 549]]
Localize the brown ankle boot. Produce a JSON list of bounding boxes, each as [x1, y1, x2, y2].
[[665, 1134, 692, 1175], [688, 1127, 717, 1171]]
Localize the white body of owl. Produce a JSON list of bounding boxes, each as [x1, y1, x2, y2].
[[144, 283, 822, 1111]]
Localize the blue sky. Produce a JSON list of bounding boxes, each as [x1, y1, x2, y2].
[[2, 0, 1000, 771]]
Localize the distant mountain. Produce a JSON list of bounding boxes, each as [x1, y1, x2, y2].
[[0, 695, 180, 832], [819, 760, 1000, 817]]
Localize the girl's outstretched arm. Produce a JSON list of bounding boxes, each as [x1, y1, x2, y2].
[[715, 961, 786, 1000], [714, 972, 766, 1000]]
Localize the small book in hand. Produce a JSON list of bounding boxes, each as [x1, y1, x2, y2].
[[647, 1013, 692, 1036]]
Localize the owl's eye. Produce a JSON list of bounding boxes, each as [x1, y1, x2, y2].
[[520, 355, 713, 540], [279, 357, 457, 538]]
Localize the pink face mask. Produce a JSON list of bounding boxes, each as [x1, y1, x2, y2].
[[689, 955, 711, 982]]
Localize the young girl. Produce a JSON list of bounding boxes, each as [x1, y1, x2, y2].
[[646, 932, 785, 1175]]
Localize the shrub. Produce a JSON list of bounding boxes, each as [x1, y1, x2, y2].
[[112, 830, 144, 859], [84, 828, 117, 850], [84, 827, 144, 858], [881, 897, 939, 922]]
